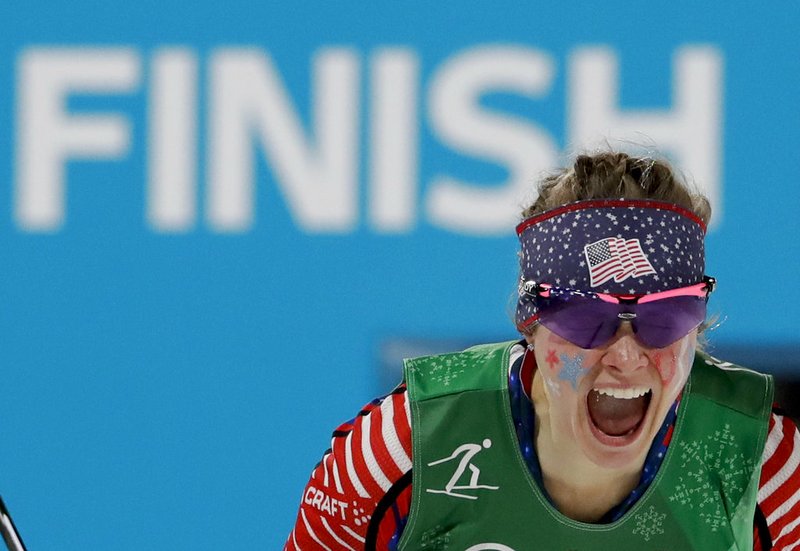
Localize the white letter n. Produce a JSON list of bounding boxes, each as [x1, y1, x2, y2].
[[208, 48, 359, 232]]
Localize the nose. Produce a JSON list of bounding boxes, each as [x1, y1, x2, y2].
[[600, 321, 649, 373]]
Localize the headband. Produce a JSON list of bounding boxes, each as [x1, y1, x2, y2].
[[515, 199, 706, 330]]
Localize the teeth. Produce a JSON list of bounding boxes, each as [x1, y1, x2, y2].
[[594, 386, 651, 399]]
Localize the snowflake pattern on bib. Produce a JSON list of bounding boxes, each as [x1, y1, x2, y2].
[[419, 525, 451, 550], [425, 355, 469, 387], [632, 505, 667, 542], [667, 423, 757, 532]]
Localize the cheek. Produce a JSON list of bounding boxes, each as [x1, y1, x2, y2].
[[543, 333, 581, 376], [680, 341, 695, 377], [656, 340, 694, 387], [535, 328, 596, 391], [653, 351, 676, 385]]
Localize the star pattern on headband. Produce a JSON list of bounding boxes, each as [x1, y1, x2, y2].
[[558, 353, 585, 389], [515, 203, 706, 328]]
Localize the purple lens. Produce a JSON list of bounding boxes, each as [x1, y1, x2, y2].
[[537, 295, 621, 349], [536, 292, 707, 349], [632, 296, 707, 348]]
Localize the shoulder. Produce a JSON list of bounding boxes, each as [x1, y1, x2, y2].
[[405, 340, 526, 400], [285, 386, 413, 549], [757, 410, 800, 549], [691, 352, 774, 418], [321, 385, 413, 501]]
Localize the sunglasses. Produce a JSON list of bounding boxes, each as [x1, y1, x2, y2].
[[521, 276, 716, 349]]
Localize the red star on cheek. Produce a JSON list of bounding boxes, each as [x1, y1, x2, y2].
[[546, 349, 559, 371]]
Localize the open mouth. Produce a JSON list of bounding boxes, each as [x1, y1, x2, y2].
[[587, 387, 652, 438]]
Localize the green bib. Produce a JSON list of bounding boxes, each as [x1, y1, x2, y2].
[[399, 341, 773, 551]]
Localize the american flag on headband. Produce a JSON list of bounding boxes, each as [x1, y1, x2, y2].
[[583, 237, 657, 287]]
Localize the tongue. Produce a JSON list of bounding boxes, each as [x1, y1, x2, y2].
[[587, 390, 649, 436]]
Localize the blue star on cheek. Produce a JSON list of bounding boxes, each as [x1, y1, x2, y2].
[[558, 353, 585, 389]]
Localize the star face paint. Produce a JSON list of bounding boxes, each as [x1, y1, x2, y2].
[[545, 349, 559, 371], [557, 352, 586, 390], [530, 323, 697, 470]]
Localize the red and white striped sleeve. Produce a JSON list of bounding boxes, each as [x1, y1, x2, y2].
[[284, 387, 413, 550], [755, 412, 800, 550]]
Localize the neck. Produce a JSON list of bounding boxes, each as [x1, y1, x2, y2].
[[531, 370, 644, 522]]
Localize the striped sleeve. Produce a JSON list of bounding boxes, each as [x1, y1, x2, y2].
[[755, 412, 800, 550], [284, 386, 413, 550]]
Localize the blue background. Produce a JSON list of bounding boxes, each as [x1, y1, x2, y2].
[[1, 2, 799, 549]]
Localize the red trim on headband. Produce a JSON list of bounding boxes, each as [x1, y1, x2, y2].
[[516, 313, 540, 331], [516, 199, 707, 235]]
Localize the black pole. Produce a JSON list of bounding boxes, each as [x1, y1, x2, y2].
[[0, 497, 26, 551]]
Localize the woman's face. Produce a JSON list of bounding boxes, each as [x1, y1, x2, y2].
[[529, 322, 696, 470]]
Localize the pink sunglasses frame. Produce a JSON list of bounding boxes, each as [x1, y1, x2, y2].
[[532, 276, 716, 305]]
